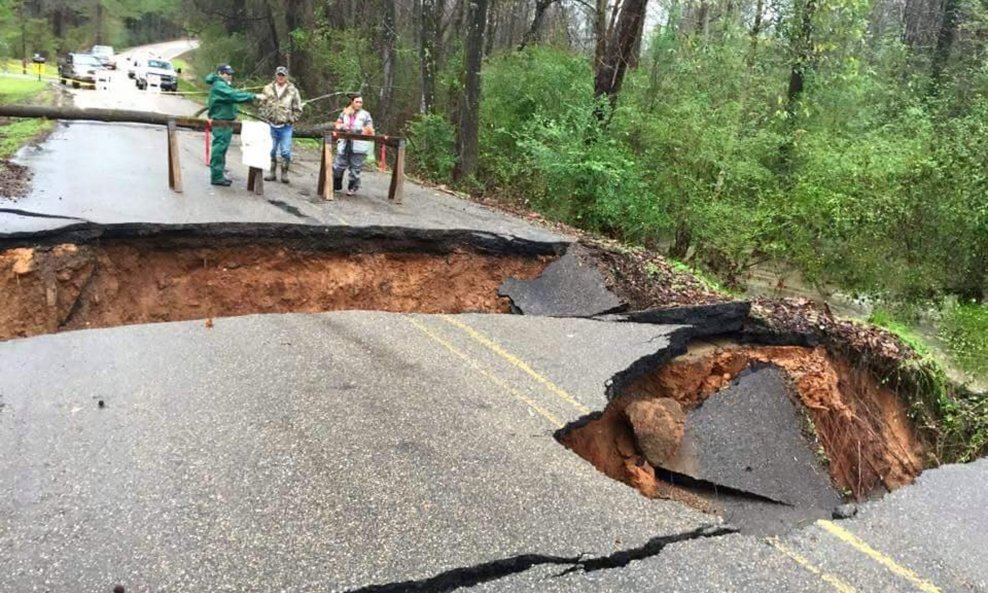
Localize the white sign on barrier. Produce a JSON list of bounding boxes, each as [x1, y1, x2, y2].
[[240, 121, 273, 170]]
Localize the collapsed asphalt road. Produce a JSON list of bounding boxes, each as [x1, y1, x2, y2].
[[1, 67, 984, 590], [1, 311, 983, 592]]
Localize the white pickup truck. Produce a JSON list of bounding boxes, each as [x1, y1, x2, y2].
[[134, 57, 179, 92]]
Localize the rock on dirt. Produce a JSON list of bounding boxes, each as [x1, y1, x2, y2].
[[624, 398, 685, 467]]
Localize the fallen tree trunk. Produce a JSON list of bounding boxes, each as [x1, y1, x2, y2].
[[0, 104, 333, 138]]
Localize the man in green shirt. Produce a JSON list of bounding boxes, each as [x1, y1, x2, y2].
[[205, 64, 262, 186]]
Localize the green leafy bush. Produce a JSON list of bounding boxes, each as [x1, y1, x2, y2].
[[405, 113, 456, 182], [940, 302, 988, 380]]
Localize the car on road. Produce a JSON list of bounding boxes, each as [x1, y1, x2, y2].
[[125, 52, 150, 79], [90, 45, 116, 69], [135, 57, 179, 92], [58, 53, 103, 88]]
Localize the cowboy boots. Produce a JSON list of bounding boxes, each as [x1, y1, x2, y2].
[[264, 158, 277, 181], [280, 160, 290, 184]]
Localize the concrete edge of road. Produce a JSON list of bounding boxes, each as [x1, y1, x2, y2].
[[0, 220, 572, 255]]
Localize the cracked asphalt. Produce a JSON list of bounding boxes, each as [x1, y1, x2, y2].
[[1, 313, 985, 592], [0, 313, 706, 591]]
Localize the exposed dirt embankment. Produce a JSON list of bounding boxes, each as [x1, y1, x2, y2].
[[559, 342, 926, 508], [0, 242, 552, 340]]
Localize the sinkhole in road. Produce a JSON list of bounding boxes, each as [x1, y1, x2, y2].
[[558, 340, 927, 534], [0, 240, 553, 341]]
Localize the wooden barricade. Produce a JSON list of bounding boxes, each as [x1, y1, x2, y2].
[[317, 131, 405, 204], [0, 105, 407, 202]]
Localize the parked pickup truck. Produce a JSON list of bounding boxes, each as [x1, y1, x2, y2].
[[135, 58, 179, 92], [90, 45, 116, 69], [58, 53, 103, 88]]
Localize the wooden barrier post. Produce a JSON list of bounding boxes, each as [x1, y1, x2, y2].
[[317, 132, 334, 200], [167, 118, 182, 193], [388, 138, 405, 204], [247, 167, 264, 195]]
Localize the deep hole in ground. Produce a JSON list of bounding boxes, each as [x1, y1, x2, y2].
[[0, 239, 553, 340], [558, 340, 927, 534]]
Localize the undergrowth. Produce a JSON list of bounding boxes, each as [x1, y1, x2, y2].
[[939, 302, 988, 382], [0, 77, 55, 158]]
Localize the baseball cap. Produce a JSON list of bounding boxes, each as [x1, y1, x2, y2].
[[275, 66, 288, 76], [217, 64, 235, 75]]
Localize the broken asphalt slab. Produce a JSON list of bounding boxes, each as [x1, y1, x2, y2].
[[660, 365, 839, 509], [599, 301, 751, 337], [0, 220, 569, 256], [498, 244, 625, 317], [0, 311, 711, 591]]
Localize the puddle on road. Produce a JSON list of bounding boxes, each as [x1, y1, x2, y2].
[[558, 340, 927, 534], [0, 240, 553, 340]]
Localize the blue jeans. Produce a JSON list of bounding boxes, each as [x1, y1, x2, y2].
[[269, 124, 293, 161]]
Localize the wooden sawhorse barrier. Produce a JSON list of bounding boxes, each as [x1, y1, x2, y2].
[[317, 131, 406, 204], [0, 105, 401, 201]]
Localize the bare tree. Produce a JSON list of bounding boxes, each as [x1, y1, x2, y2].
[[455, 0, 490, 180], [518, 0, 560, 49], [420, 0, 443, 113], [929, 0, 961, 91], [593, 0, 648, 108], [379, 0, 397, 130]]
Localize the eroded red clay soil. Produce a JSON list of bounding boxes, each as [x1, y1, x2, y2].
[[0, 242, 551, 340], [559, 342, 926, 509]]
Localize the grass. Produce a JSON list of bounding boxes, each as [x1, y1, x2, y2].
[[170, 52, 209, 102], [0, 77, 47, 104], [0, 76, 55, 158], [2, 59, 58, 79], [867, 304, 987, 463], [0, 118, 50, 158], [868, 307, 932, 357], [669, 258, 739, 297], [939, 302, 988, 381]]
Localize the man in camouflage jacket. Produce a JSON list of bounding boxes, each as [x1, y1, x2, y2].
[[259, 66, 303, 183]]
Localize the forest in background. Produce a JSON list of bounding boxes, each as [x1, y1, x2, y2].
[[0, 0, 984, 375]]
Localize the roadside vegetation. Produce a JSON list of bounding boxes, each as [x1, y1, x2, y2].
[[0, 77, 54, 155]]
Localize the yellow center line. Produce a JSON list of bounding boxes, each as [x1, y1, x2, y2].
[[407, 317, 564, 429], [767, 537, 857, 593], [816, 520, 942, 593], [440, 315, 591, 415]]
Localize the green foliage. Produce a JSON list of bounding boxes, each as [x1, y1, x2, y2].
[[0, 77, 46, 103], [0, 78, 52, 158], [477, 47, 653, 233], [193, 27, 250, 84], [896, 354, 988, 463], [0, 117, 50, 158], [405, 112, 456, 181], [868, 308, 931, 356], [939, 302, 988, 380]]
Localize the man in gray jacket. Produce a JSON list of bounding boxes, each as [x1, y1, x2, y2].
[[259, 66, 303, 183], [333, 94, 374, 196]]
